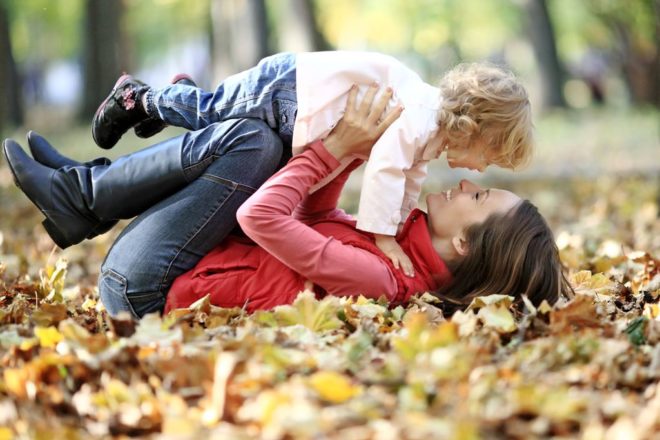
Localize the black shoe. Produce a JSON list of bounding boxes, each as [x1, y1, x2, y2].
[[3, 139, 110, 248], [92, 74, 150, 150], [27, 131, 111, 168], [134, 74, 197, 138]]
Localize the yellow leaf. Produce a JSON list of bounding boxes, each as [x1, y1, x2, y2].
[[81, 297, 97, 312], [537, 300, 553, 314], [309, 371, 361, 403], [34, 326, 63, 348], [0, 427, 13, 440], [466, 294, 514, 311], [3, 368, 28, 399], [571, 270, 593, 285], [644, 303, 659, 320], [272, 291, 342, 332], [477, 305, 517, 333], [253, 389, 290, 425]]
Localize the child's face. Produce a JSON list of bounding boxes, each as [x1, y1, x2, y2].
[[446, 137, 492, 172]]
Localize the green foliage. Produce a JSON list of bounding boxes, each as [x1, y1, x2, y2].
[[7, 0, 83, 62]]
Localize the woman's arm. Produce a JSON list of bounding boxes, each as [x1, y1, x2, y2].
[[237, 86, 403, 299], [292, 158, 363, 222]]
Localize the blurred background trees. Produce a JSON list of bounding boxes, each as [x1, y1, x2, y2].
[[0, 0, 657, 159]]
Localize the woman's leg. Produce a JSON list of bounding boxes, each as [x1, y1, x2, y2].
[[3, 119, 280, 249], [99, 119, 284, 318]]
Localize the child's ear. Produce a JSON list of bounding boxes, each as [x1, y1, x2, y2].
[[451, 234, 469, 256]]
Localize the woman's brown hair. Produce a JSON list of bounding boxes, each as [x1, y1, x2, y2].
[[434, 200, 572, 311]]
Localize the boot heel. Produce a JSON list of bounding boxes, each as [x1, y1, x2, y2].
[[42, 219, 74, 249]]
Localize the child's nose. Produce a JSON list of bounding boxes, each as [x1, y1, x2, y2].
[[460, 179, 480, 192]]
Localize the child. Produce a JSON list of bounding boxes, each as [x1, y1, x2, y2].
[[92, 51, 533, 277]]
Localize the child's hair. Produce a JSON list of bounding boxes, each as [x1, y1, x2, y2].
[[437, 62, 533, 169], [434, 200, 573, 312]]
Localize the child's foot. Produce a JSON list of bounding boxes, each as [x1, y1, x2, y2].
[[92, 74, 150, 149], [133, 74, 197, 139]]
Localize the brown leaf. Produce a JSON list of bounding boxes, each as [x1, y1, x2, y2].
[[550, 294, 603, 333]]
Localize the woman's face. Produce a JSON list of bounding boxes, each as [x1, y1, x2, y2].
[[426, 179, 521, 242]]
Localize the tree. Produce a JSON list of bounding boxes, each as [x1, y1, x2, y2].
[[0, 0, 23, 133], [586, 0, 659, 107], [79, 0, 127, 121], [279, 0, 332, 52], [524, 0, 567, 108], [209, 0, 271, 80]]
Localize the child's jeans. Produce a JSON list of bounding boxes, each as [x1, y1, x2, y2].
[[144, 52, 298, 150]]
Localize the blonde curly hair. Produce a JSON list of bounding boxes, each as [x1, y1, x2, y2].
[[437, 62, 533, 169]]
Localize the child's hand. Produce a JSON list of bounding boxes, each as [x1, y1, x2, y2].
[[374, 233, 415, 277], [323, 83, 403, 160]]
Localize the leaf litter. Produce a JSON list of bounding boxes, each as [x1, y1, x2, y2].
[[0, 176, 658, 439]]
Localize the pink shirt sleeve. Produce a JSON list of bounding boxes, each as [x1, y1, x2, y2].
[[237, 141, 398, 300], [293, 158, 363, 223]]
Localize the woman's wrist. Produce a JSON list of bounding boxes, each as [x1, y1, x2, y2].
[[322, 136, 348, 161]]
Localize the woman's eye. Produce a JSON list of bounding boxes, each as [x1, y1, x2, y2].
[[475, 192, 480, 200]]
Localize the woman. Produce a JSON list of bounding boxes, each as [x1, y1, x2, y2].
[[165, 89, 570, 314], [4, 88, 569, 318]]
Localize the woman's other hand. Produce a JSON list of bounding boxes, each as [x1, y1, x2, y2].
[[323, 83, 403, 160]]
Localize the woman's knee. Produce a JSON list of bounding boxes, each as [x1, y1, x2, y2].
[[99, 246, 166, 319]]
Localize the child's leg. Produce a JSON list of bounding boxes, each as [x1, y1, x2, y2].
[[92, 53, 297, 150], [145, 53, 298, 139]]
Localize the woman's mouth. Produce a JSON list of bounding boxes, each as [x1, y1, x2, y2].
[[443, 189, 452, 201]]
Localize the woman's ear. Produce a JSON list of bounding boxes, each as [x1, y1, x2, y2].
[[451, 234, 469, 256]]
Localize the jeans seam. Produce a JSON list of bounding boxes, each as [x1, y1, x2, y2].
[[158, 183, 241, 294], [200, 174, 256, 194], [182, 155, 216, 181]]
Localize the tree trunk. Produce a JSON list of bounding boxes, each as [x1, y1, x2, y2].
[[609, 2, 659, 107], [79, 0, 127, 121], [209, 0, 270, 80], [280, 0, 332, 52], [525, 0, 567, 108], [0, 1, 23, 132]]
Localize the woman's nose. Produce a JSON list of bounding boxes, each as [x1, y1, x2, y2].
[[460, 179, 479, 192]]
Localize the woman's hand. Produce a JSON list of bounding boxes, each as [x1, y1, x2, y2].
[[323, 83, 403, 160]]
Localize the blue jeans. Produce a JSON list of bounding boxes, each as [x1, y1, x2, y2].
[[99, 119, 284, 318], [144, 52, 298, 148]]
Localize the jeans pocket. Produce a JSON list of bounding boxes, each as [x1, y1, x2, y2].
[[99, 269, 136, 319], [274, 99, 297, 140], [99, 269, 164, 319]]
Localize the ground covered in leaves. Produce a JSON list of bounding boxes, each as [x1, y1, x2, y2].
[[0, 170, 659, 438]]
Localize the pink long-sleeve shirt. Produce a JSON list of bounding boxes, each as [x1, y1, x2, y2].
[[165, 141, 451, 312]]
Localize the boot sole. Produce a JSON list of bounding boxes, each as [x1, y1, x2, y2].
[[92, 74, 133, 150]]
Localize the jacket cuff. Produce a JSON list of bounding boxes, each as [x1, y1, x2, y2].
[[311, 140, 342, 171]]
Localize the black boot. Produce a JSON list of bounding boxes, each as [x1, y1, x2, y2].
[[28, 131, 111, 168], [92, 74, 150, 150], [134, 74, 197, 138], [3, 135, 188, 249]]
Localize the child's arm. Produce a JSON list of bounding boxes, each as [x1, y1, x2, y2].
[[373, 233, 415, 277]]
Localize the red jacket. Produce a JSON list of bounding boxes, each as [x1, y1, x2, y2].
[[164, 142, 451, 313]]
